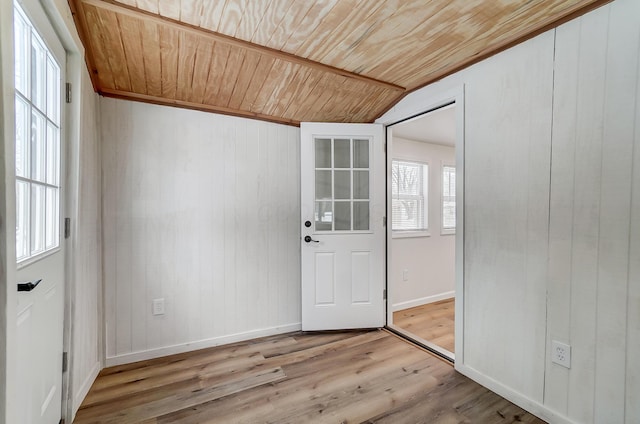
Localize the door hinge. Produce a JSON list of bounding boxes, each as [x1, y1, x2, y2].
[[383, 289, 387, 300], [62, 352, 68, 373], [384, 143, 387, 153], [64, 217, 71, 239], [65, 82, 72, 103], [383, 216, 387, 227]]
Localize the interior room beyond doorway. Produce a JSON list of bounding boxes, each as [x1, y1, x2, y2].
[[387, 103, 457, 360]]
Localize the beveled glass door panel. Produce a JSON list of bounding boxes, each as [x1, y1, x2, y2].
[[313, 136, 371, 232]]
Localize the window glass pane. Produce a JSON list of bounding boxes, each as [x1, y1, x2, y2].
[[392, 159, 428, 231], [31, 109, 46, 182], [46, 122, 59, 185], [354, 201, 369, 231], [31, 184, 46, 254], [397, 162, 421, 195], [315, 201, 332, 231], [31, 34, 47, 112], [45, 187, 58, 249], [334, 138, 350, 168], [15, 97, 30, 178], [353, 170, 369, 200], [315, 170, 331, 200], [315, 138, 331, 168], [353, 139, 369, 168], [14, 12, 30, 96], [46, 57, 59, 123], [14, 2, 61, 263], [334, 201, 351, 231], [442, 166, 456, 230], [16, 181, 30, 260], [334, 170, 350, 199]]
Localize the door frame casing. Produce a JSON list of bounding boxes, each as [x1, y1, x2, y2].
[[377, 85, 465, 366]]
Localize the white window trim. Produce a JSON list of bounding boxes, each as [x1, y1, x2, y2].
[[391, 158, 429, 236], [441, 162, 456, 236]]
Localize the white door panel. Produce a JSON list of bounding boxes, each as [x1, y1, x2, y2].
[[301, 123, 385, 331], [14, 0, 66, 421]]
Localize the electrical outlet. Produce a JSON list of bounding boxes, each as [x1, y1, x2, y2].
[[152, 298, 165, 316], [403, 269, 409, 281], [551, 340, 571, 368]]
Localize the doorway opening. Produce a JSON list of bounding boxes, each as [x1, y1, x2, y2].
[[386, 102, 458, 362]]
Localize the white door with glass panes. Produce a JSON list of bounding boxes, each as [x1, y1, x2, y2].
[[301, 123, 385, 331], [14, 1, 66, 422]]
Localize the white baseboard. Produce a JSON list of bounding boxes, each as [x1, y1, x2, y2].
[[72, 361, 101, 417], [456, 363, 579, 424], [392, 291, 455, 312], [105, 322, 302, 367]]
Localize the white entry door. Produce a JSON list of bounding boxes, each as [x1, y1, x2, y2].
[[14, 1, 66, 422], [301, 123, 385, 331]]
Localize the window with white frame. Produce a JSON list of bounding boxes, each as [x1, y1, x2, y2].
[[442, 165, 456, 233], [14, 2, 61, 262], [392, 160, 428, 232]]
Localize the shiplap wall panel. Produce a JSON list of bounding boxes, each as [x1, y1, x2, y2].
[[70, 66, 102, 415], [545, 2, 640, 422], [544, 16, 580, 415], [463, 30, 554, 402], [100, 98, 301, 364], [628, 39, 640, 422], [594, 1, 638, 421]]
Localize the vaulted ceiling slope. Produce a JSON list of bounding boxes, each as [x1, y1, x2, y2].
[[69, 0, 608, 126]]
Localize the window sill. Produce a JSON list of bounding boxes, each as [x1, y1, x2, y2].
[[392, 230, 430, 239], [441, 229, 456, 236]]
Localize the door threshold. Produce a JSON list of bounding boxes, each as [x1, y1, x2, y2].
[[385, 324, 455, 364]]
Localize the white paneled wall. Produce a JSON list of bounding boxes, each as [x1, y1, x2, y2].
[[462, 29, 554, 403], [100, 99, 301, 364], [378, 0, 639, 422], [68, 67, 101, 414], [545, 1, 640, 423]]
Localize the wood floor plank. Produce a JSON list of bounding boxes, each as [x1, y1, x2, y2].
[[394, 298, 455, 352], [74, 329, 545, 424]]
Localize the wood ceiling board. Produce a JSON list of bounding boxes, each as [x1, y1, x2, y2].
[[238, 55, 277, 111], [175, 31, 200, 102], [117, 13, 147, 94], [158, 25, 179, 99], [71, 0, 611, 126], [186, 33, 213, 104], [218, 0, 248, 36], [227, 50, 264, 110], [139, 19, 162, 97], [390, 0, 612, 90], [213, 47, 246, 107], [73, 2, 114, 89], [79, 0, 403, 91], [95, 8, 132, 91], [275, 0, 339, 53], [201, 42, 230, 106]]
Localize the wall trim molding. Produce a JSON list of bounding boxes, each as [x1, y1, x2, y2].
[[73, 361, 100, 416], [105, 323, 302, 367], [456, 364, 578, 424], [392, 291, 455, 312]]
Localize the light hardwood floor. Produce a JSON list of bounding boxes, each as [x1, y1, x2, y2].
[[74, 329, 545, 423], [393, 298, 455, 353]]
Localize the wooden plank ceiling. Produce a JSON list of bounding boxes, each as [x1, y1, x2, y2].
[[70, 0, 609, 126]]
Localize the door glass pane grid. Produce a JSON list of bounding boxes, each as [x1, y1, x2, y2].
[[14, 2, 62, 263], [314, 137, 371, 232]]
